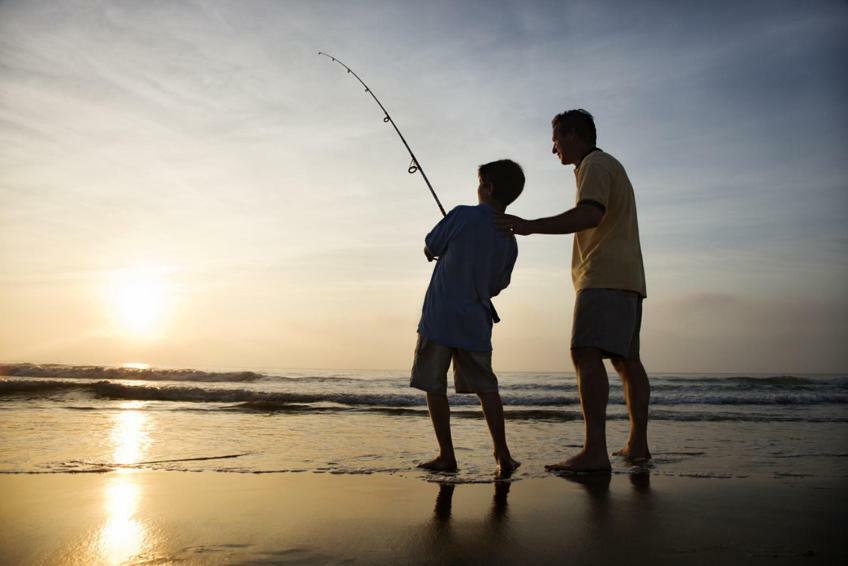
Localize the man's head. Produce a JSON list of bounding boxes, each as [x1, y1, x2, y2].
[[477, 159, 525, 211], [551, 109, 596, 165]]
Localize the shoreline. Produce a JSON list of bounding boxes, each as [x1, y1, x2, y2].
[[2, 470, 845, 565]]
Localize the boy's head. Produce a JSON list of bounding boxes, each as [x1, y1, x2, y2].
[[477, 159, 524, 210]]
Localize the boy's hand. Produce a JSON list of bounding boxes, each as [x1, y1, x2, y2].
[[494, 213, 532, 236], [424, 246, 436, 262]]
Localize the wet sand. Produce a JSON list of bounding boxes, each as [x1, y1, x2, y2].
[[1, 471, 845, 565]]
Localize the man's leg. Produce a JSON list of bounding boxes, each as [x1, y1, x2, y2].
[[546, 347, 611, 472], [419, 392, 458, 472], [611, 357, 651, 461], [477, 391, 520, 474]]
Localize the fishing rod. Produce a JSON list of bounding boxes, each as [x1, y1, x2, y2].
[[317, 51, 447, 217]]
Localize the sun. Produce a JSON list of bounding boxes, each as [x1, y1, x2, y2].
[[105, 265, 172, 339]]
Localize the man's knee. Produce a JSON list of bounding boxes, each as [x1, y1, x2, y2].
[[571, 347, 604, 371], [611, 356, 643, 376]]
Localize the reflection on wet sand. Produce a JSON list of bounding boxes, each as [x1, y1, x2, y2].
[[98, 472, 145, 564], [554, 469, 652, 497], [556, 471, 612, 499], [629, 470, 651, 493], [93, 402, 156, 565], [419, 480, 515, 563], [430, 481, 512, 529]]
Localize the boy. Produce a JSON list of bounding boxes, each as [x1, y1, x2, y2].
[[411, 159, 524, 475]]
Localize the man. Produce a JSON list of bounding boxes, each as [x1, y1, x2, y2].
[[411, 159, 525, 476], [495, 110, 650, 472]]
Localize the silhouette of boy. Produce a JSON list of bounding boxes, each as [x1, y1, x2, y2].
[[411, 159, 524, 475]]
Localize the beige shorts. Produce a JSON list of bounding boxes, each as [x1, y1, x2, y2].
[[410, 334, 499, 394]]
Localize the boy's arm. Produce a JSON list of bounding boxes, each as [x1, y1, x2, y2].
[[423, 207, 466, 259], [492, 238, 518, 297]]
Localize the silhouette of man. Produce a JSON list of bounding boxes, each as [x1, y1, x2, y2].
[[496, 110, 650, 472]]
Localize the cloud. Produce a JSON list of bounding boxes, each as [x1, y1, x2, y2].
[[1, 0, 846, 371]]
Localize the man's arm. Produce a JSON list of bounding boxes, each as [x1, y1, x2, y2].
[[494, 202, 603, 236]]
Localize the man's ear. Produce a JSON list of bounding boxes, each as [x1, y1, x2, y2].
[[482, 181, 495, 198]]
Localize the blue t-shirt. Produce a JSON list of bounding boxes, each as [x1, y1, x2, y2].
[[417, 203, 518, 352]]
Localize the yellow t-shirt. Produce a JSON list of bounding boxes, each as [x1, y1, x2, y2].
[[572, 150, 646, 297]]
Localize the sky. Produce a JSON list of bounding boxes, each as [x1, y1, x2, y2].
[[1, 0, 846, 373]]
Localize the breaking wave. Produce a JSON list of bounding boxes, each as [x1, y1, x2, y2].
[[2, 379, 846, 408], [0, 363, 264, 382]]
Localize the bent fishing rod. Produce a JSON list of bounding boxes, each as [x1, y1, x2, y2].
[[317, 51, 446, 217]]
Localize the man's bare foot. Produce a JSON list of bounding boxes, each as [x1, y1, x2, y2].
[[495, 456, 521, 478], [613, 445, 652, 463], [545, 449, 611, 473], [417, 456, 458, 473]]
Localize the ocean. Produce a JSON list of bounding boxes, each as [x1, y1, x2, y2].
[[2, 364, 847, 483]]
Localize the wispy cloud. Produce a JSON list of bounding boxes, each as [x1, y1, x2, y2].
[[1, 0, 845, 370]]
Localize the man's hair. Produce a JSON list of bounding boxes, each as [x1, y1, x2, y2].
[[552, 109, 596, 146], [478, 159, 525, 207]]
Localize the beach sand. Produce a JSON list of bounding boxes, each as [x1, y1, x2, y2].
[[1, 471, 845, 565]]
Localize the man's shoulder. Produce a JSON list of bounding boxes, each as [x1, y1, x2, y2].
[[585, 150, 622, 170]]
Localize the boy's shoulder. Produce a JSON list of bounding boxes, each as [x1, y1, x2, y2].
[[447, 204, 489, 222], [448, 204, 481, 216]]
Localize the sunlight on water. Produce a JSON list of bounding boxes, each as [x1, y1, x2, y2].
[[111, 402, 149, 465], [121, 362, 151, 370]]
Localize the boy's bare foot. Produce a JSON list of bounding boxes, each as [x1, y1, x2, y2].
[[417, 456, 458, 473], [495, 456, 521, 478], [613, 445, 652, 463], [545, 449, 611, 473]]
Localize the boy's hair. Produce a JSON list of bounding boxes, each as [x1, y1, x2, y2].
[[478, 159, 525, 207], [552, 109, 596, 146]]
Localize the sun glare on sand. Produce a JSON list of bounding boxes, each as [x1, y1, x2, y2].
[[105, 266, 173, 339]]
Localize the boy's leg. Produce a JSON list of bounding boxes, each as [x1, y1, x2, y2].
[[477, 391, 519, 473], [453, 349, 520, 473], [410, 335, 457, 472], [422, 392, 457, 471]]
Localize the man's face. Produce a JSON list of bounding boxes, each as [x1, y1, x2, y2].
[[552, 125, 575, 165]]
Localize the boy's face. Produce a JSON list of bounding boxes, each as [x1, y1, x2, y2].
[[477, 174, 493, 204]]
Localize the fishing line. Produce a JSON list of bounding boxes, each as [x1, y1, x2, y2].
[[318, 51, 447, 217], [318, 52, 501, 322]]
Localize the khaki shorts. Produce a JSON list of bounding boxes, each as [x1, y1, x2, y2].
[[571, 288, 643, 360], [410, 334, 499, 394]]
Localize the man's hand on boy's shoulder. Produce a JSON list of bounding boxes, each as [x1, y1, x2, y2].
[[494, 213, 533, 236], [424, 246, 436, 262]]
